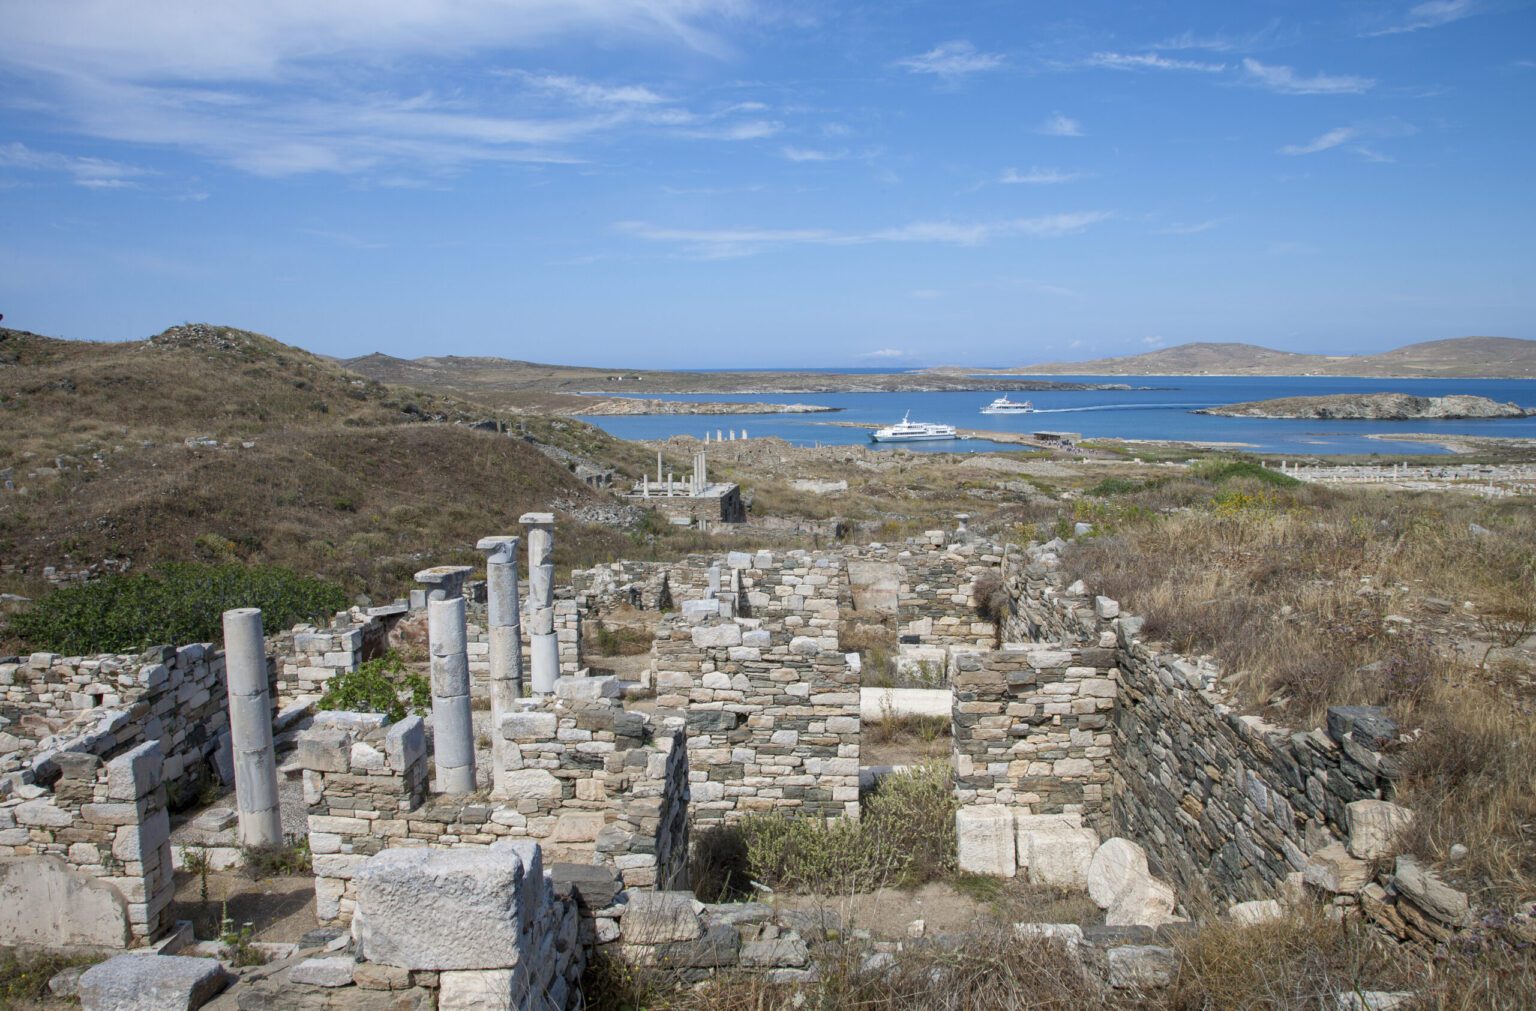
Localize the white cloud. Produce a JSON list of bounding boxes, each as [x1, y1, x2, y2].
[[1243, 59, 1375, 95], [1280, 126, 1357, 155], [999, 167, 1080, 185], [1368, 0, 1478, 35], [861, 348, 910, 358], [1141, 336, 1166, 348], [615, 211, 1111, 257], [896, 41, 1005, 78], [0, 141, 150, 188], [1158, 218, 1224, 235], [1037, 113, 1084, 137], [1084, 52, 1226, 73], [677, 120, 782, 140], [0, 0, 758, 176], [781, 146, 847, 162]]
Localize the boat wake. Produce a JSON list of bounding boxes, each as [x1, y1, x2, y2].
[[1026, 402, 1213, 415]]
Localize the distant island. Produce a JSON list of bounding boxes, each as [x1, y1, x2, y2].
[[1196, 393, 1534, 421], [967, 336, 1536, 379]]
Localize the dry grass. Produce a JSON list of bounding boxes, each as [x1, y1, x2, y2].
[[1068, 472, 1536, 908]]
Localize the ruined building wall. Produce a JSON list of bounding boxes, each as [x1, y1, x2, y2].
[[1004, 541, 1402, 906], [652, 615, 860, 824], [572, 555, 715, 613], [846, 538, 1006, 647], [950, 644, 1115, 827], [298, 701, 688, 925]]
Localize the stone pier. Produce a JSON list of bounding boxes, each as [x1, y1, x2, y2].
[[415, 565, 477, 793], [519, 512, 559, 695], [222, 607, 283, 847], [477, 535, 524, 796]]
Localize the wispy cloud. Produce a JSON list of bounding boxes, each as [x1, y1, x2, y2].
[[861, 348, 910, 358], [0, 141, 150, 188], [677, 120, 782, 141], [999, 167, 1081, 185], [1084, 52, 1226, 73], [1243, 59, 1375, 95], [781, 146, 847, 162], [1280, 126, 1357, 155], [0, 2, 760, 177], [614, 211, 1111, 257], [1037, 113, 1084, 137], [1367, 0, 1479, 35], [1141, 336, 1166, 348], [1157, 218, 1224, 235], [895, 40, 1006, 78]]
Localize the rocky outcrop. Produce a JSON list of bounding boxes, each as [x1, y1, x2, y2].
[[1196, 393, 1532, 420]]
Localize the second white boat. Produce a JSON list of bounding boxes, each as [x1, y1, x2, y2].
[[870, 412, 958, 442]]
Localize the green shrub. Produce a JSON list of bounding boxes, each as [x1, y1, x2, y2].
[[1191, 458, 1300, 487], [7, 563, 348, 654], [728, 762, 957, 893], [317, 651, 429, 723]]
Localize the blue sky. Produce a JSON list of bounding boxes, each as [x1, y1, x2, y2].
[[1, 1, 1532, 368]]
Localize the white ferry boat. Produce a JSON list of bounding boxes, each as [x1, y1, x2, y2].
[[980, 395, 1035, 414], [870, 412, 958, 442]]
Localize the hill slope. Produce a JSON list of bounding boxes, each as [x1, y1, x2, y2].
[[0, 324, 639, 601], [1002, 336, 1536, 378]]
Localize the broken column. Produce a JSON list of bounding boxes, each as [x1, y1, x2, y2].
[[519, 512, 559, 694], [221, 607, 282, 847], [476, 536, 524, 795], [414, 565, 477, 793]]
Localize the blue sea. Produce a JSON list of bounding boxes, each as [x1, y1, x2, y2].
[[579, 375, 1536, 456]]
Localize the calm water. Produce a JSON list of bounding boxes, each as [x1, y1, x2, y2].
[[580, 375, 1536, 455]]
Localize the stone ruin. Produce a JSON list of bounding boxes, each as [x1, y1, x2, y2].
[[0, 514, 1474, 1008]]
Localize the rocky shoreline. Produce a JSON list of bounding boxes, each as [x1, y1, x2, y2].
[[1196, 393, 1533, 421]]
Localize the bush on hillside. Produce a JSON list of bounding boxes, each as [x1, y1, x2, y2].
[[7, 563, 348, 654], [1190, 457, 1300, 487]]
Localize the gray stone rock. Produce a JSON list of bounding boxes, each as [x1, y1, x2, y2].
[[1088, 838, 1150, 909], [1394, 856, 1469, 924], [741, 936, 810, 967], [1326, 706, 1397, 749], [1106, 945, 1177, 989], [1346, 800, 1415, 860], [0, 855, 132, 947], [289, 957, 358, 987], [78, 955, 229, 1011], [353, 847, 536, 970], [621, 891, 703, 944]]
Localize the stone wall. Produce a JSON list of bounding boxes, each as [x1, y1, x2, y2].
[[652, 615, 860, 823], [297, 700, 689, 925], [2, 644, 264, 810], [1003, 541, 1406, 907], [950, 644, 1115, 823], [846, 537, 1006, 646], [572, 555, 714, 613], [271, 606, 402, 701], [0, 741, 174, 945]]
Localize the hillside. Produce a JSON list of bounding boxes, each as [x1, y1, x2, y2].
[[0, 324, 646, 601], [999, 336, 1536, 378]]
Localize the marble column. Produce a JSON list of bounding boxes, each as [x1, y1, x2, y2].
[[519, 513, 559, 694], [476, 536, 523, 795], [221, 608, 282, 847], [414, 565, 476, 793]]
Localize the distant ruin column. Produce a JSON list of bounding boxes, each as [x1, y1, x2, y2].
[[221, 608, 282, 847], [477, 537, 523, 795], [519, 513, 559, 694], [415, 565, 476, 793]]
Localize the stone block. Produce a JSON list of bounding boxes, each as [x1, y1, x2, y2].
[[620, 891, 703, 944], [15, 799, 75, 828], [956, 806, 1015, 878], [289, 956, 356, 987], [1023, 826, 1099, 888], [105, 741, 163, 801], [1107, 945, 1176, 989], [1105, 875, 1180, 928], [500, 769, 563, 801], [691, 624, 742, 648], [353, 847, 535, 970], [0, 855, 132, 948], [1346, 800, 1415, 860], [77, 955, 228, 1011], [500, 712, 558, 742], [1303, 844, 1372, 895], [297, 729, 351, 773], [384, 716, 426, 771], [1088, 838, 1150, 909], [1394, 856, 1468, 925], [1228, 900, 1285, 926], [439, 969, 525, 1010]]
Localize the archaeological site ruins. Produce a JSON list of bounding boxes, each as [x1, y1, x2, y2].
[[0, 513, 1474, 1008]]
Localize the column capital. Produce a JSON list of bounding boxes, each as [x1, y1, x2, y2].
[[414, 564, 473, 601], [476, 535, 520, 563], [518, 512, 555, 528]]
